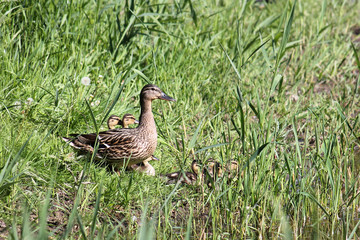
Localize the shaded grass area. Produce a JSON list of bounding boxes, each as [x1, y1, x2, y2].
[[1, 0, 360, 238]]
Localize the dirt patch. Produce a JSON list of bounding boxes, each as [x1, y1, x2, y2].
[[46, 189, 75, 235], [0, 220, 8, 239], [313, 81, 334, 94]]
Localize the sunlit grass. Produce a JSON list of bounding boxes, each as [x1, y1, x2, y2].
[[1, 0, 360, 238]]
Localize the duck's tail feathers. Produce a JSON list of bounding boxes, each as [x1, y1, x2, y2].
[[62, 137, 72, 143], [62, 136, 93, 151]]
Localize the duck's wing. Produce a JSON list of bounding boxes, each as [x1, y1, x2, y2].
[[97, 129, 136, 146], [98, 129, 147, 160], [63, 128, 144, 160]]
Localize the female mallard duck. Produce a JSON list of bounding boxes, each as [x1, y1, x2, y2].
[[62, 84, 175, 168], [107, 113, 158, 175], [107, 114, 138, 129]]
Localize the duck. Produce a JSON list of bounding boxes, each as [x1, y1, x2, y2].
[[128, 159, 156, 176], [107, 115, 122, 129], [165, 160, 199, 185], [205, 158, 223, 178], [226, 160, 244, 183], [62, 84, 175, 168], [202, 158, 223, 188], [107, 114, 138, 130], [107, 113, 158, 175]]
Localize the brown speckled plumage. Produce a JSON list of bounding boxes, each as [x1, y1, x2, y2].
[[62, 84, 175, 167], [165, 160, 199, 185], [164, 159, 224, 185]]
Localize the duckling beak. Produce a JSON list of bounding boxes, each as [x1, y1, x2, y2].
[[159, 92, 176, 102], [134, 119, 139, 124]]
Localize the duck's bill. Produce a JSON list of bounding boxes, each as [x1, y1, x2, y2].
[[151, 156, 159, 161], [134, 119, 139, 124], [159, 93, 176, 102]]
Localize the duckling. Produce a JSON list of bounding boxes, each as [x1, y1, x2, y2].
[[62, 84, 175, 168], [227, 160, 245, 182], [165, 160, 199, 185], [107, 115, 122, 129], [203, 158, 223, 188], [107, 114, 139, 130], [206, 158, 223, 178], [107, 113, 158, 175], [129, 159, 156, 176]]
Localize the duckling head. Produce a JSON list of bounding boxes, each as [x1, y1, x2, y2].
[[122, 114, 139, 128], [229, 160, 238, 172], [191, 160, 200, 175], [107, 115, 122, 129], [140, 84, 176, 102]]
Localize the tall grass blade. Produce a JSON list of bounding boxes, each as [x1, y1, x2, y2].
[[187, 0, 197, 26], [76, 212, 87, 239], [270, 74, 283, 94], [194, 143, 229, 154], [90, 179, 104, 238], [185, 209, 193, 240], [347, 219, 360, 240], [351, 42, 360, 96], [85, 99, 99, 133], [220, 43, 241, 81], [242, 39, 270, 67], [243, 142, 269, 170], [292, 117, 302, 163], [0, 132, 34, 195], [138, 203, 154, 240], [300, 192, 330, 216], [276, 0, 297, 67], [188, 106, 210, 153], [37, 189, 51, 239], [236, 86, 245, 153], [254, 14, 280, 33], [21, 205, 33, 240]]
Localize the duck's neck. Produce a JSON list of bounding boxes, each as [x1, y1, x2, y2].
[[139, 99, 156, 131]]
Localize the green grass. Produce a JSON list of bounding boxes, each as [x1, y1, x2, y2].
[[1, 0, 360, 238]]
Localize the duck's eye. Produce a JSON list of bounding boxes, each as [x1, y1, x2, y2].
[[151, 87, 155, 91]]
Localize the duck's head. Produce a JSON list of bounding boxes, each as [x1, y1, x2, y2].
[[191, 160, 200, 175], [122, 114, 139, 128], [140, 84, 176, 102], [107, 115, 122, 129]]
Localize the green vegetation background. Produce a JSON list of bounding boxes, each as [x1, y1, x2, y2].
[[1, 0, 360, 238]]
